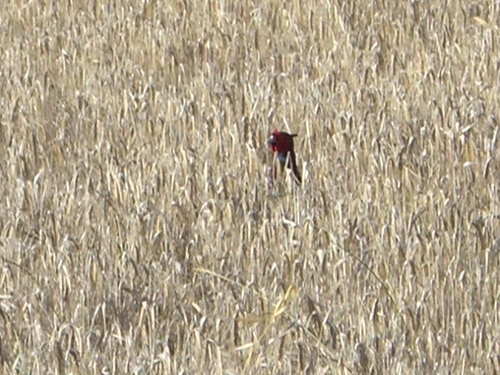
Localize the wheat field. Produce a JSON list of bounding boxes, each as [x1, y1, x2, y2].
[[1, 0, 500, 374]]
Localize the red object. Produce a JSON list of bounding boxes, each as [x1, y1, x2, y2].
[[268, 130, 301, 185]]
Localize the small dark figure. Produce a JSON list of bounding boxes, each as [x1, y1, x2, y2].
[[268, 130, 301, 185]]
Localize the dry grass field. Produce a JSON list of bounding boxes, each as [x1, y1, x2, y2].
[[1, 0, 500, 373]]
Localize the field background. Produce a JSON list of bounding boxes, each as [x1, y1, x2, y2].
[[1, 0, 500, 374]]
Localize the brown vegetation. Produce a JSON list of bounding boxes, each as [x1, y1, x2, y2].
[[1, 0, 500, 373]]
